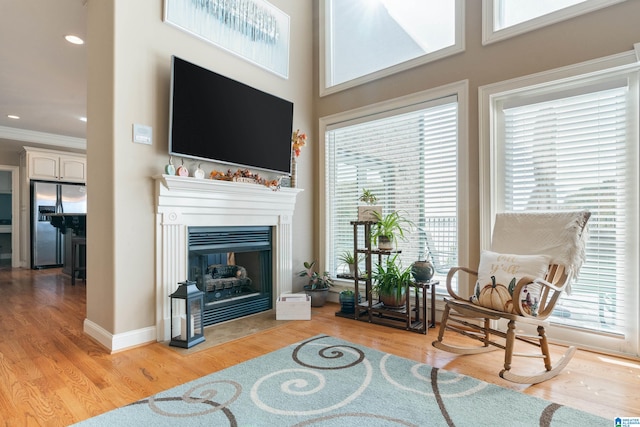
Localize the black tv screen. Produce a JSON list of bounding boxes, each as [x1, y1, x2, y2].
[[169, 56, 294, 175]]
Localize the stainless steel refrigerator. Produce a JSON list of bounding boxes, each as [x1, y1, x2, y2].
[[31, 181, 87, 269]]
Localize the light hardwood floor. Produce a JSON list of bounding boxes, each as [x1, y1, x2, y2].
[[0, 267, 638, 426]]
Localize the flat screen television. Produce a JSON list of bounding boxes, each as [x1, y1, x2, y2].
[[169, 56, 294, 175]]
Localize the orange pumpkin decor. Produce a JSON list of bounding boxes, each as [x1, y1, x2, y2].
[[472, 275, 539, 315], [478, 276, 512, 312]]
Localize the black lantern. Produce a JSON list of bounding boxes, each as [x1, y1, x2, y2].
[[169, 280, 205, 348]]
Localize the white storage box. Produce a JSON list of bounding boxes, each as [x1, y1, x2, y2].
[[276, 293, 311, 320]]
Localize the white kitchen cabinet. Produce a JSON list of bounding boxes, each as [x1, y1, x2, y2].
[[59, 155, 86, 182], [22, 147, 86, 183]]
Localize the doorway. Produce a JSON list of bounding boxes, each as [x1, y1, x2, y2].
[[0, 166, 20, 268]]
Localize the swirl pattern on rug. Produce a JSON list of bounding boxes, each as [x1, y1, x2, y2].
[[74, 335, 608, 426]]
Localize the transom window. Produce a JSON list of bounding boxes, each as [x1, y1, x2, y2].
[[495, 0, 586, 30], [321, 0, 463, 95], [482, 0, 627, 45]]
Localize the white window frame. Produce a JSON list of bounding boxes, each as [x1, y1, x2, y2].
[[482, 0, 627, 46], [479, 46, 640, 357], [319, 80, 470, 297], [319, 0, 466, 97]]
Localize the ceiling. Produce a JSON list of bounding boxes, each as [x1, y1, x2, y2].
[[0, 0, 87, 153]]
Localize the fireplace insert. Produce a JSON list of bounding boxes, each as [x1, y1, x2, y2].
[[188, 226, 272, 326]]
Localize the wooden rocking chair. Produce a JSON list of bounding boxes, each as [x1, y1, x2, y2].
[[432, 210, 591, 384]]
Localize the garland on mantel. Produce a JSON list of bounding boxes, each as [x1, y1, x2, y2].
[[209, 168, 281, 190]]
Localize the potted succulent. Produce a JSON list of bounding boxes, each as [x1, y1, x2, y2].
[[337, 250, 362, 277], [299, 260, 334, 307], [338, 289, 361, 314], [357, 188, 382, 222], [371, 210, 413, 251], [372, 253, 413, 308]]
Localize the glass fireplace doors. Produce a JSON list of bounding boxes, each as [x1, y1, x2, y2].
[[188, 226, 273, 326]]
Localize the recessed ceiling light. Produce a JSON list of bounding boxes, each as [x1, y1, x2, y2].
[[65, 35, 84, 45], [7, 114, 20, 119], [80, 117, 87, 122]]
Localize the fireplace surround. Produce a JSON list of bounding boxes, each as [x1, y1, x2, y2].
[[154, 175, 301, 342]]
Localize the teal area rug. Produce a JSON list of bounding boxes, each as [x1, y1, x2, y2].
[[74, 335, 608, 426]]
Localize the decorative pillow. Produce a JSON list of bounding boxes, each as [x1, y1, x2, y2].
[[470, 250, 551, 316]]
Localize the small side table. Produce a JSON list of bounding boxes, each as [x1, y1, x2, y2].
[[414, 280, 439, 329]]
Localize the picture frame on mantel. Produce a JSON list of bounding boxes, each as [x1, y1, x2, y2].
[[163, 0, 290, 79]]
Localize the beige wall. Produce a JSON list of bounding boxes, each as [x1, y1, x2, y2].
[[313, 0, 640, 272], [0, 150, 20, 166], [86, 0, 313, 343]]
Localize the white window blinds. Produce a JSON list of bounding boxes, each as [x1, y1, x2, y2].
[[501, 83, 631, 335], [325, 96, 458, 287]]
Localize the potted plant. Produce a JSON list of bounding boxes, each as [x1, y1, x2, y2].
[[338, 289, 361, 313], [371, 210, 413, 251], [299, 260, 334, 307], [372, 254, 413, 308], [411, 251, 435, 283], [337, 250, 362, 277], [357, 188, 382, 222]]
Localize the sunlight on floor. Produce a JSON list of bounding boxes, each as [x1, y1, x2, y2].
[[598, 356, 640, 371]]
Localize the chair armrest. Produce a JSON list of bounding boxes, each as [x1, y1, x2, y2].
[[446, 266, 478, 301], [534, 276, 566, 292], [512, 275, 566, 318]]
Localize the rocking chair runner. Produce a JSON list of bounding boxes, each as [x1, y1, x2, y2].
[[432, 210, 591, 384]]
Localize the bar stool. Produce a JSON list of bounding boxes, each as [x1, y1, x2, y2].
[[71, 236, 86, 286]]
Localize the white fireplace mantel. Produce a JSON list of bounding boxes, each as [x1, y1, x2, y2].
[[154, 175, 302, 341]]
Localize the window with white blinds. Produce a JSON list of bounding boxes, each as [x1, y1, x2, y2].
[[324, 96, 459, 289], [497, 78, 637, 339]]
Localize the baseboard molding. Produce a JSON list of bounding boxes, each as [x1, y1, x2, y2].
[[80, 303, 444, 353], [83, 319, 157, 353]]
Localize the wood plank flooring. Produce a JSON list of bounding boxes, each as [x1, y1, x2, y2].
[[0, 267, 638, 426]]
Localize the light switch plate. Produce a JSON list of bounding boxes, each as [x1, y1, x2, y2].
[[133, 123, 152, 145]]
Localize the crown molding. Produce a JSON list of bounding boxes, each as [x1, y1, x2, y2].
[[0, 126, 86, 151]]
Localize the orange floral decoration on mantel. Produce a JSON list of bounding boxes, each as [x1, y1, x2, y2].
[[289, 129, 306, 189], [292, 129, 307, 158]]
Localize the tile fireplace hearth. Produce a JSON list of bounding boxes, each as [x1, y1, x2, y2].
[[154, 175, 302, 342]]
